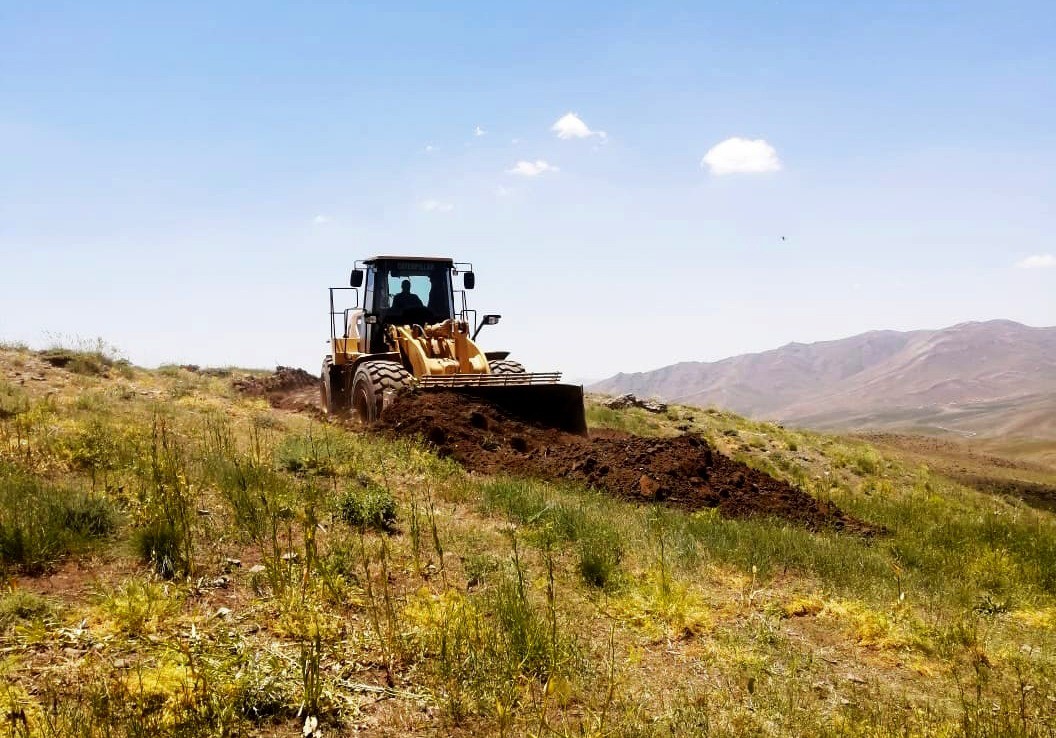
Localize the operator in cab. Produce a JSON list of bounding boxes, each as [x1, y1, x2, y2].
[[391, 279, 424, 311]]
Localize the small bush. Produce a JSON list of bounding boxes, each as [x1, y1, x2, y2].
[[97, 577, 179, 636], [339, 484, 397, 531], [38, 337, 129, 376], [463, 552, 502, 587], [577, 527, 623, 589], [0, 590, 54, 631], [61, 493, 117, 537], [0, 464, 118, 574], [0, 380, 29, 419], [276, 435, 336, 476], [852, 449, 883, 476], [133, 520, 186, 579], [490, 570, 555, 679]]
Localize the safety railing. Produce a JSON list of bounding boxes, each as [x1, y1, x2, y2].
[[418, 372, 562, 387]]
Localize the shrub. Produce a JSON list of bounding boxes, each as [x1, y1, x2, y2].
[[0, 380, 29, 420], [133, 520, 185, 579], [577, 527, 624, 589], [38, 337, 129, 376], [0, 590, 54, 631], [276, 435, 336, 476], [0, 463, 118, 574], [490, 569, 555, 679], [339, 484, 396, 531], [60, 493, 117, 537], [97, 577, 179, 636], [134, 418, 195, 579]]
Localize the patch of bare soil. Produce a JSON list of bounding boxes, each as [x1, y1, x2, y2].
[[381, 390, 877, 534], [233, 367, 321, 413]]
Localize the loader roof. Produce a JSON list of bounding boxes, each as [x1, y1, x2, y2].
[[366, 255, 455, 264]]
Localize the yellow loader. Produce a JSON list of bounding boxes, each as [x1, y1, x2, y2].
[[321, 256, 586, 434]]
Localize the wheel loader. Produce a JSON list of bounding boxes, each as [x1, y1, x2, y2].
[[321, 256, 587, 434]]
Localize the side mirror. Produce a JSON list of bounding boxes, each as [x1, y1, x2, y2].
[[464, 271, 475, 289], [350, 269, 364, 288], [472, 314, 500, 340]]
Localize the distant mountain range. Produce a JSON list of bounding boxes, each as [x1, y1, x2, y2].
[[590, 320, 1056, 438]]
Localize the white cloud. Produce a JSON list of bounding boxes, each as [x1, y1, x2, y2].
[[474, 125, 487, 137], [496, 185, 511, 197], [701, 137, 781, 175], [312, 214, 331, 225], [421, 199, 454, 213], [506, 160, 559, 177], [1015, 254, 1056, 269], [424, 144, 435, 152], [551, 112, 606, 140]]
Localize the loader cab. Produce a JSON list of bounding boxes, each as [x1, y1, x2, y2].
[[353, 256, 472, 354]]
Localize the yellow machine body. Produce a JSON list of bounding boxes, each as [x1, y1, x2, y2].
[[387, 320, 490, 377]]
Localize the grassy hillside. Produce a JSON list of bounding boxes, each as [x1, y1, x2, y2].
[[2, 343, 1056, 737]]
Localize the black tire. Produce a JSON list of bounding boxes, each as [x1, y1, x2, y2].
[[321, 356, 351, 415], [351, 360, 413, 424], [489, 359, 526, 375]]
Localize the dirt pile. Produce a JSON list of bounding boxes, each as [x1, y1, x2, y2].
[[232, 367, 320, 412], [381, 390, 875, 533]]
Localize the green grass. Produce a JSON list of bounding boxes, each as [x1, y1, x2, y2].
[[0, 590, 54, 632], [1, 347, 1056, 736], [0, 462, 117, 574]]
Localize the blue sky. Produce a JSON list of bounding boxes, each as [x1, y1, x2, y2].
[[2, 1, 1054, 379]]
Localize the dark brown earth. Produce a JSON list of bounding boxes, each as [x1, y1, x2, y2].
[[381, 389, 876, 533], [237, 368, 874, 532]]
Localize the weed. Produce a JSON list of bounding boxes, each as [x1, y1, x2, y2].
[[0, 590, 54, 632], [481, 477, 626, 588], [97, 576, 180, 636], [404, 536, 578, 721], [577, 527, 623, 590], [463, 552, 502, 588], [133, 519, 184, 578], [339, 482, 397, 531], [277, 432, 336, 476], [38, 337, 129, 377], [0, 381, 29, 420], [137, 417, 195, 578], [0, 462, 116, 574]]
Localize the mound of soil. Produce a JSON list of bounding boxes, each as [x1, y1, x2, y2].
[[381, 390, 876, 533], [233, 367, 321, 413]]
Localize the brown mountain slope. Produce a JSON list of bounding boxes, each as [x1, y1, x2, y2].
[[591, 320, 1056, 438]]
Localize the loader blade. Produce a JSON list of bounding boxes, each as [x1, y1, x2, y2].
[[444, 383, 588, 435]]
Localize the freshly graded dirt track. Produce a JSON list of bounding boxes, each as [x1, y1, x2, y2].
[[382, 390, 875, 533]]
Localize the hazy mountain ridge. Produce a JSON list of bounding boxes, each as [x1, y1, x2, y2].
[[591, 320, 1056, 437]]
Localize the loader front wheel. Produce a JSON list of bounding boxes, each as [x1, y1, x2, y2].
[[489, 359, 526, 375], [351, 361, 413, 424]]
